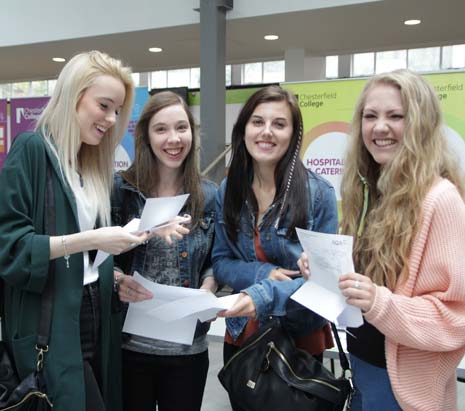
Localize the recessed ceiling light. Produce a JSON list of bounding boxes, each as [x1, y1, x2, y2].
[[52, 57, 66, 62], [404, 19, 421, 25], [148, 47, 163, 53], [264, 34, 279, 41]]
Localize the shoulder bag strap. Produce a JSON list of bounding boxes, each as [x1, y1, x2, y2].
[[330, 322, 351, 373], [36, 161, 56, 350]]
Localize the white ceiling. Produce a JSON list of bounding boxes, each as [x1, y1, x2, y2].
[[1, 0, 464, 83]]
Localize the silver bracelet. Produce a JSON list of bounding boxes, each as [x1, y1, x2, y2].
[[61, 235, 70, 268]]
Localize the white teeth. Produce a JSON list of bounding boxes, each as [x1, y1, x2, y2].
[[374, 139, 395, 147], [96, 125, 106, 133], [257, 142, 275, 148], [165, 148, 182, 156]]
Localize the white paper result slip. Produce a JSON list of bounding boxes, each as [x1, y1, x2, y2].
[[93, 194, 190, 268], [123, 272, 239, 345], [291, 228, 363, 328]]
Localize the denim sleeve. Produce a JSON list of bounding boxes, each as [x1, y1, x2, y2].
[[244, 277, 306, 318], [212, 187, 276, 291], [243, 178, 338, 321], [312, 181, 338, 234]]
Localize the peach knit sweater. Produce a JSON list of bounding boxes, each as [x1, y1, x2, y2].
[[364, 179, 465, 411]]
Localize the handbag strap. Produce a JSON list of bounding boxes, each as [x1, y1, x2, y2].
[[330, 322, 351, 373], [36, 162, 56, 352]]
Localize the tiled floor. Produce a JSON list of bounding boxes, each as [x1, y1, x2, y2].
[[202, 336, 231, 411]]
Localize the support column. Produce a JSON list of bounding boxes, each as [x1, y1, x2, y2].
[[284, 48, 305, 82], [303, 55, 326, 80], [230, 64, 242, 86], [338, 54, 351, 78], [138, 72, 149, 88], [200, 0, 233, 183]]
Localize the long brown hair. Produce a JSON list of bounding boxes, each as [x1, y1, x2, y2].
[[224, 85, 308, 241], [121, 91, 204, 225], [340, 69, 464, 289]]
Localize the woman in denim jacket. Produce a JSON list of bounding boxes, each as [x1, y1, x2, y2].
[[212, 85, 338, 411], [111, 91, 217, 411]]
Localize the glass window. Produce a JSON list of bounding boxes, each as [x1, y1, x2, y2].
[[47, 80, 56, 96], [326, 56, 338, 78], [30, 80, 48, 96], [442, 44, 465, 69], [225, 65, 231, 86], [151, 70, 167, 89], [131, 73, 140, 87], [243, 62, 262, 84], [12, 82, 31, 97], [408, 47, 440, 72], [167, 69, 190, 88], [263, 60, 285, 83], [0, 83, 12, 99], [190, 67, 200, 88], [352, 52, 374, 76], [376, 50, 407, 73]]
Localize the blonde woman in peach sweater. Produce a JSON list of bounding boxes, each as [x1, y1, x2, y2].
[[322, 69, 465, 410]]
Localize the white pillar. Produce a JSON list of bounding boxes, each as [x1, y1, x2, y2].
[[303, 55, 326, 80], [338, 54, 351, 78], [230, 64, 242, 85], [285, 48, 305, 82]]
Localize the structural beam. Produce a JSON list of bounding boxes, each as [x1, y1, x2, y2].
[[199, 0, 233, 183]]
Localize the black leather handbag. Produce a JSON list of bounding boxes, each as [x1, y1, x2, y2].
[[0, 163, 55, 410], [218, 317, 353, 411]]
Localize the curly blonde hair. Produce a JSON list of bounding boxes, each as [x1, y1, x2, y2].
[[340, 69, 464, 289]]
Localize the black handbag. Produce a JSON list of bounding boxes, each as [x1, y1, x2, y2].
[[218, 317, 354, 411], [0, 162, 55, 410]]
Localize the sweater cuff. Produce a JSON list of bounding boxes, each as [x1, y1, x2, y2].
[[363, 284, 392, 324]]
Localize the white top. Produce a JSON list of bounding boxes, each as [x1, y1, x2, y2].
[[71, 171, 99, 285]]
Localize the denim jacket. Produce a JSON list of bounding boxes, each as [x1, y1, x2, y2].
[[212, 170, 338, 340], [111, 173, 217, 337]]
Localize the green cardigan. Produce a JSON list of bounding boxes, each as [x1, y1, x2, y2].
[[0, 132, 122, 411]]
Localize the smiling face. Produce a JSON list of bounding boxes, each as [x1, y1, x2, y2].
[[244, 100, 293, 169], [148, 104, 193, 174], [76, 75, 126, 146], [361, 83, 405, 166]]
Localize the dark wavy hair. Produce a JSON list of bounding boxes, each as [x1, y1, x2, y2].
[[121, 91, 203, 225], [224, 85, 309, 242]]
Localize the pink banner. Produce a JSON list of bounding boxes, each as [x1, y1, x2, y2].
[[0, 99, 7, 172], [10, 97, 49, 142]]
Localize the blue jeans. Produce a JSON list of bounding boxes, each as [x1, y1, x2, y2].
[[350, 354, 402, 411]]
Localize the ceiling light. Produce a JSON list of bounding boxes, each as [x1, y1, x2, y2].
[[264, 34, 279, 41], [148, 47, 163, 53], [52, 57, 66, 62], [404, 19, 421, 26]]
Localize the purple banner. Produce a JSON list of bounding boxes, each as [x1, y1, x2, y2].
[[10, 97, 49, 142], [0, 99, 7, 172]]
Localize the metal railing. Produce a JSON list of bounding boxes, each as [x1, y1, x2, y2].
[[201, 145, 231, 178]]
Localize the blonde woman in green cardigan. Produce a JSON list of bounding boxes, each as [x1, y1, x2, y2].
[[0, 51, 145, 411]]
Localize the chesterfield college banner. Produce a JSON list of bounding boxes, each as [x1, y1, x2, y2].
[[283, 71, 465, 199], [10, 97, 50, 143]]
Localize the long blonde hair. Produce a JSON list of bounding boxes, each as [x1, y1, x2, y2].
[[340, 69, 464, 289], [37, 50, 134, 225]]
